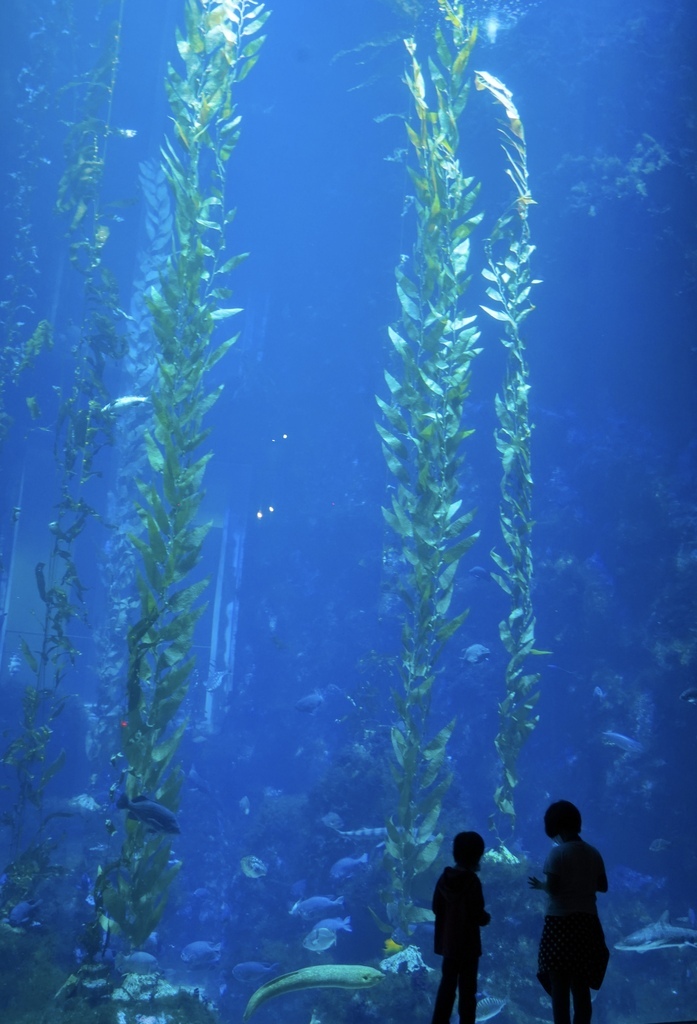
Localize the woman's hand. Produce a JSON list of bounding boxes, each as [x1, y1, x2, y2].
[[528, 875, 544, 890]]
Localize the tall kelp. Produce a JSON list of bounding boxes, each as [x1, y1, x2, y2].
[[0, 0, 68, 446], [95, 0, 269, 950], [475, 72, 541, 838], [89, 160, 173, 769], [377, 2, 481, 940], [0, 4, 127, 899]]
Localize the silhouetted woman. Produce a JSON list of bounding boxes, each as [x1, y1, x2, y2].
[[529, 800, 609, 1024]]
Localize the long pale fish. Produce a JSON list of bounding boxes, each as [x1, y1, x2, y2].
[[243, 964, 384, 1020]]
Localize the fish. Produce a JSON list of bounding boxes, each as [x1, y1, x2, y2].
[[330, 853, 369, 880], [609, 865, 664, 894], [35, 562, 47, 602], [232, 962, 280, 984], [333, 826, 388, 840], [314, 916, 352, 933], [601, 730, 644, 754], [181, 940, 222, 967], [463, 644, 490, 664], [680, 686, 697, 705], [241, 855, 268, 878], [188, 764, 215, 797], [295, 691, 324, 713], [242, 964, 385, 1020], [69, 793, 100, 812], [648, 838, 671, 852], [290, 895, 345, 919], [468, 566, 492, 581], [383, 938, 404, 954], [614, 911, 697, 952], [116, 793, 181, 833], [476, 996, 507, 1021], [321, 812, 344, 830], [101, 395, 149, 413], [115, 951, 159, 974], [8, 899, 41, 927], [303, 926, 337, 952]]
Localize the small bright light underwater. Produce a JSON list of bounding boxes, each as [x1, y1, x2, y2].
[[484, 14, 501, 43], [474, 1, 539, 44]]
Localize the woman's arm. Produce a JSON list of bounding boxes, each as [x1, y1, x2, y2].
[[528, 872, 561, 894]]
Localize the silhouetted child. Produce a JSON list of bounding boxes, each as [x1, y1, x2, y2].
[[431, 831, 491, 1024]]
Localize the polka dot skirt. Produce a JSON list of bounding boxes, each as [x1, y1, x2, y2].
[[538, 913, 610, 991]]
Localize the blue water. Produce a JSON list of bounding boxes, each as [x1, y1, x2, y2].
[[0, 1, 696, 1022]]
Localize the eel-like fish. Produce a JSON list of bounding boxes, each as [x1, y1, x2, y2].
[[243, 963, 385, 1020]]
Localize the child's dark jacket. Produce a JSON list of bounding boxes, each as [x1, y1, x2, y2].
[[432, 866, 491, 959]]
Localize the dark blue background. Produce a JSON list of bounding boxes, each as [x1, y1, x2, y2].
[[0, 1, 695, 1021]]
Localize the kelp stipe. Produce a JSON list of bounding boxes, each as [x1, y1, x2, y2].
[[97, 0, 270, 950], [475, 71, 543, 839], [88, 160, 173, 770], [377, 2, 481, 940]]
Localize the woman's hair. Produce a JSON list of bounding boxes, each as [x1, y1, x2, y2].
[[544, 800, 582, 837], [453, 831, 485, 867]]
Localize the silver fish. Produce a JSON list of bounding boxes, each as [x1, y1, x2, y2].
[[115, 951, 159, 975], [290, 895, 345, 919], [101, 395, 149, 413], [232, 962, 280, 984], [314, 916, 352, 933], [615, 911, 697, 952], [181, 940, 222, 967], [330, 853, 368, 880], [602, 730, 644, 754], [303, 926, 337, 953], [476, 996, 507, 1021]]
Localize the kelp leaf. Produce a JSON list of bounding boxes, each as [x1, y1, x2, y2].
[[210, 307, 243, 320], [480, 305, 512, 322]]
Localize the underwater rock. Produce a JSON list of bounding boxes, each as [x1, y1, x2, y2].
[[112, 972, 159, 1001], [111, 973, 182, 1002], [378, 944, 433, 974], [484, 845, 520, 866]]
